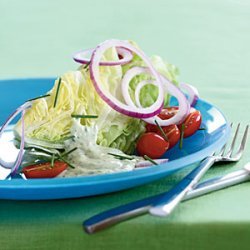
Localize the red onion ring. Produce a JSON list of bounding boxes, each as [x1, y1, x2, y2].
[[144, 76, 190, 125], [121, 66, 190, 125], [11, 108, 26, 176], [180, 82, 199, 107], [89, 40, 164, 118], [73, 47, 133, 66], [0, 102, 31, 171]]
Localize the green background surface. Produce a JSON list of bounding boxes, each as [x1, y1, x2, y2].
[[0, 0, 250, 249]]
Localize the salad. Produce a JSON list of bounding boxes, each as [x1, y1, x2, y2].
[[0, 39, 202, 179]]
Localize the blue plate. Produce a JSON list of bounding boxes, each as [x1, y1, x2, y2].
[[0, 78, 230, 200]]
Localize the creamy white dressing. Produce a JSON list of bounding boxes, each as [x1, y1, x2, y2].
[[60, 120, 140, 176]]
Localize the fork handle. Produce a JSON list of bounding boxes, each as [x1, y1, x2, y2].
[[149, 156, 216, 216]]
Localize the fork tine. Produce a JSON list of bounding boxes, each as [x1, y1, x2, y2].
[[218, 143, 227, 156], [233, 125, 249, 159], [218, 122, 234, 156], [225, 123, 240, 157], [240, 125, 249, 150]]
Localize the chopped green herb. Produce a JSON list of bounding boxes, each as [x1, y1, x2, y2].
[[26, 94, 50, 102], [198, 128, 206, 130], [108, 153, 134, 160], [179, 124, 185, 149], [155, 120, 168, 141], [62, 135, 75, 141], [71, 114, 98, 119], [143, 155, 158, 165], [84, 61, 91, 70], [58, 156, 75, 169], [51, 154, 55, 167], [60, 147, 78, 158], [53, 78, 62, 108]]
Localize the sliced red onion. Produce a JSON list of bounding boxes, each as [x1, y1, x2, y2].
[[73, 47, 133, 66], [0, 102, 31, 171], [121, 66, 190, 126], [135, 158, 168, 168], [179, 82, 199, 107], [144, 76, 190, 125], [89, 40, 164, 118], [10, 108, 26, 176]]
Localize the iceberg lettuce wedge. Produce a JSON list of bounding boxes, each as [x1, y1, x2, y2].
[[14, 43, 179, 154]]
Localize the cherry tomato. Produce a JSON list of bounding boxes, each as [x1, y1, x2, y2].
[[157, 125, 180, 149], [179, 110, 202, 138], [158, 106, 179, 120], [145, 123, 158, 133], [22, 161, 68, 178], [136, 132, 169, 159], [145, 106, 179, 133], [146, 124, 180, 149], [146, 107, 181, 149], [145, 107, 179, 133], [146, 106, 181, 133]]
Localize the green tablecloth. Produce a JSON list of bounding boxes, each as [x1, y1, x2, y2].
[[1, 0, 250, 249]]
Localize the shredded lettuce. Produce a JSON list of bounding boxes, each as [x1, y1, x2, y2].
[[14, 42, 179, 154]]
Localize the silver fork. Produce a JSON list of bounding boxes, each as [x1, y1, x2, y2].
[[149, 123, 248, 216], [84, 123, 249, 233]]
